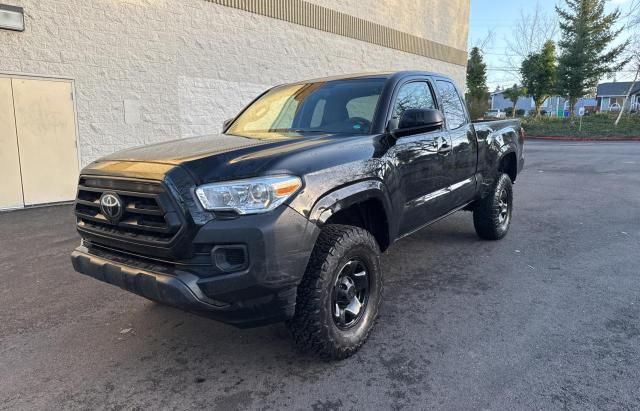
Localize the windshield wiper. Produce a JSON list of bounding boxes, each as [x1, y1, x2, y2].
[[290, 129, 331, 133]]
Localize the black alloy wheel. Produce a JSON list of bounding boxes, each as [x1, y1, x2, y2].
[[497, 187, 511, 229], [332, 259, 369, 329]]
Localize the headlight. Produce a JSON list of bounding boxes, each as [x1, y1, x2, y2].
[[195, 175, 302, 215]]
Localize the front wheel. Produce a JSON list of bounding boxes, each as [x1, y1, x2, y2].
[[287, 224, 383, 360], [473, 173, 513, 240]]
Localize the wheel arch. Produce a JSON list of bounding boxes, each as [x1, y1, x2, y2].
[[498, 148, 518, 182], [308, 180, 395, 252]]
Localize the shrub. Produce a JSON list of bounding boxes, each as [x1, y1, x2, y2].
[[522, 113, 640, 137]]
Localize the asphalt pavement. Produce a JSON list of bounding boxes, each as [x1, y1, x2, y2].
[[1, 141, 639, 410]]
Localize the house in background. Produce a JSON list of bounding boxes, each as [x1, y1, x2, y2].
[[597, 82, 640, 112], [491, 80, 640, 117], [543, 96, 598, 116], [490, 91, 535, 114], [542, 96, 567, 116], [491, 91, 597, 116], [575, 98, 598, 114]]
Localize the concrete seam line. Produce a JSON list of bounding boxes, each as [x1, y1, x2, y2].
[[203, 0, 468, 67]]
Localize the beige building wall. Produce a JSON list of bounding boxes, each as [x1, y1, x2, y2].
[[307, 0, 470, 51], [0, 0, 469, 168]]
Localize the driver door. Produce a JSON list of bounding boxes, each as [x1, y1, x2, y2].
[[385, 79, 454, 235]]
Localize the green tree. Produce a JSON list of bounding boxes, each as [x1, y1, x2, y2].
[[556, 0, 630, 114], [466, 47, 489, 119], [520, 41, 557, 117], [502, 84, 525, 118]]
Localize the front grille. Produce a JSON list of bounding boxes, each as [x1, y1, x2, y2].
[[75, 177, 183, 246]]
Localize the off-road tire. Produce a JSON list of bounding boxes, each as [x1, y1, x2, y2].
[[473, 173, 513, 240], [287, 224, 383, 360]]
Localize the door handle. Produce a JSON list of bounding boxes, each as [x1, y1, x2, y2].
[[437, 137, 452, 154]]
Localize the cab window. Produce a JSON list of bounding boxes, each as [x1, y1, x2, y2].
[[435, 80, 467, 130], [392, 81, 437, 119]]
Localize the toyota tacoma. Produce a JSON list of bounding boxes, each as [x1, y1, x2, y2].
[[71, 71, 524, 359]]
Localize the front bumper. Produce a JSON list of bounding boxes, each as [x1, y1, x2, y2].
[[71, 206, 320, 328]]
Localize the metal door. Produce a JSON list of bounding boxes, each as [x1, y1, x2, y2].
[[0, 77, 24, 209], [11, 78, 79, 205]]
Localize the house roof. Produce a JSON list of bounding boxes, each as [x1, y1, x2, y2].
[[597, 81, 640, 97]]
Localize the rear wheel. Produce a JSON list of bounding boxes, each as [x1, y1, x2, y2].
[[473, 173, 513, 240], [287, 224, 382, 360]]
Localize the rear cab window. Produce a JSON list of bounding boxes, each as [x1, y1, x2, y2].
[[435, 80, 467, 130]]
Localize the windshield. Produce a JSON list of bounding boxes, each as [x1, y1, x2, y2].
[[227, 79, 386, 136]]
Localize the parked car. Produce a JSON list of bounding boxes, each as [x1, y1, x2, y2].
[[71, 71, 524, 359], [485, 109, 507, 119]]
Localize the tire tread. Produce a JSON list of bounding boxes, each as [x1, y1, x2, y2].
[[473, 173, 513, 240], [287, 224, 381, 360]]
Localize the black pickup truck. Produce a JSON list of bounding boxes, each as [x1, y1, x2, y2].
[[71, 71, 524, 359]]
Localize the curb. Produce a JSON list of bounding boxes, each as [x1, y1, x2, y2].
[[526, 136, 640, 142]]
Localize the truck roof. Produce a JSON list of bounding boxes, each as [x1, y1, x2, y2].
[[288, 71, 451, 85]]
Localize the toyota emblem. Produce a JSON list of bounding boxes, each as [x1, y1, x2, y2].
[[100, 192, 123, 222]]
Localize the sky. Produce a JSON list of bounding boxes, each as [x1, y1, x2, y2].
[[468, 0, 636, 90]]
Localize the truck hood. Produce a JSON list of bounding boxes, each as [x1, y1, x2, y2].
[[101, 133, 291, 165], [88, 132, 377, 185]]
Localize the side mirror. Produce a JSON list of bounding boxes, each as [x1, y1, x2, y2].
[[391, 108, 444, 137], [222, 118, 234, 131]]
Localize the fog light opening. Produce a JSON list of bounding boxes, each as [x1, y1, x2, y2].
[[212, 245, 248, 272]]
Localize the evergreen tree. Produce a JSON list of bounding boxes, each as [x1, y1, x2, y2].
[[466, 47, 489, 119], [556, 0, 630, 113], [521, 41, 557, 117]]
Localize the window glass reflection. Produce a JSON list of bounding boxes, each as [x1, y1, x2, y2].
[[393, 82, 436, 119], [436, 81, 466, 129]]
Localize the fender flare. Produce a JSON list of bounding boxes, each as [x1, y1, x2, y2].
[[308, 180, 396, 242], [478, 142, 518, 199], [498, 142, 517, 158], [497, 142, 519, 180], [497, 143, 518, 166]]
